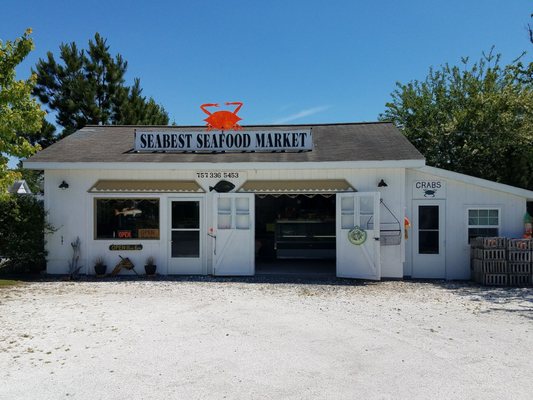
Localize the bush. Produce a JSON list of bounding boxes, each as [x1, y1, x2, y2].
[[0, 194, 53, 273]]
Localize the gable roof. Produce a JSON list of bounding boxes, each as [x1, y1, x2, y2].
[[24, 122, 424, 167], [416, 166, 533, 200]]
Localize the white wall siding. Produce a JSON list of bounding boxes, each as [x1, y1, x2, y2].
[[44, 167, 407, 278], [406, 169, 527, 280]]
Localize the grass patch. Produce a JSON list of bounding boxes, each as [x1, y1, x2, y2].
[[0, 279, 22, 288]]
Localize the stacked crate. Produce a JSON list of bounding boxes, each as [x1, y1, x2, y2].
[[471, 237, 533, 286], [471, 237, 508, 286], [507, 239, 532, 286]]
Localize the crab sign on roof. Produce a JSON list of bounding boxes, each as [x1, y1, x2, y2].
[[201, 101, 243, 131], [134, 101, 313, 153]]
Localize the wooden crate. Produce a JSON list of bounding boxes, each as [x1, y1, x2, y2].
[[507, 239, 533, 251], [472, 270, 482, 284], [470, 263, 478, 283], [508, 251, 531, 263], [472, 259, 508, 274], [483, 274, 508, 286], [471, 262, 485, 283], [470, 237, 483, 249], [508, 274, 531, 287], [471, 237, 507, 249], [473, 248, 506, 260], [508, 262, 532, 274]]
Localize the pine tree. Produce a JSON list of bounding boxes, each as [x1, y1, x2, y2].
[[116, 79, 169, 125], [33, 33, 168, 136]]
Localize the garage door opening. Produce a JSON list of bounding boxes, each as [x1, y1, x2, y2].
[[255, 194, 336, 276]]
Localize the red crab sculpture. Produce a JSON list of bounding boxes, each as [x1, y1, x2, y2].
[[200, 102, 243, 130]]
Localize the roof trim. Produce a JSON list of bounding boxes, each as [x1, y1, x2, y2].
[[24, 159, 426, 170], [415, 166, 533, 200]]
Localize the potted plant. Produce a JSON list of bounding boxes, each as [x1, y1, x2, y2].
[[94, 256, 107, 277], [144, 256, 157, 276]]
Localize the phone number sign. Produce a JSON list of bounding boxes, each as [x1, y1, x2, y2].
[[196, 172, 240, 179]]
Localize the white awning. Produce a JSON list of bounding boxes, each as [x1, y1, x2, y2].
[[88, 180, 204, 193], [237, 179, 355, 194]]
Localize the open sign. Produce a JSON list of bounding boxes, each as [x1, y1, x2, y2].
[[117, 230, 132, 239]]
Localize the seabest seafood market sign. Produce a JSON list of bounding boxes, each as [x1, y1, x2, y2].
[[134, 130, 313, 153]]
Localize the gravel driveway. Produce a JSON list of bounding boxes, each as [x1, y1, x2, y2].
[[0, 278, 531, 400]]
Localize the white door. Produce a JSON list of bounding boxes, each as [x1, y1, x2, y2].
[[213, 193, 255, 276], [412, 200, 446, 278], [168, 198, 204, 274], [336, 192, 381, 280]]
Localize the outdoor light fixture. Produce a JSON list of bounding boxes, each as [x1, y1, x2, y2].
[[58, 180, 69, 190], [377, 179, 388, 188]]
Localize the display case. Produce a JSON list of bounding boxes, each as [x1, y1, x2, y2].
[[275, 220, 336, 259]]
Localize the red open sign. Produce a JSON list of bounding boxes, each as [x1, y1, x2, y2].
[[117, 230, 132, 239]]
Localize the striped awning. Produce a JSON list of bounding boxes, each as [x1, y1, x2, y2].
[[237, 179, 355, 194], [88, 180, 204, 193]]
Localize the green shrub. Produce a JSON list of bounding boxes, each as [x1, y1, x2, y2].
[[0, 194, 53, 273]]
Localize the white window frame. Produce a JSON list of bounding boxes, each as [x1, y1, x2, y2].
[[466, 207, 501, 244]]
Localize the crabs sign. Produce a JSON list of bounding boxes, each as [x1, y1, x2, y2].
[[201, 102, 243, 131]]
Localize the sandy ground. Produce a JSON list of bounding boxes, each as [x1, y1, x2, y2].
[[0, 278, 531, 400]]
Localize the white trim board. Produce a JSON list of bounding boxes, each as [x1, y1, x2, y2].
[[24, 159, 426, 171]]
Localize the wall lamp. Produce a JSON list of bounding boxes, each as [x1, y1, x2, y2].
[[377, 179, 388, 188], [58, 180, 69, 190]]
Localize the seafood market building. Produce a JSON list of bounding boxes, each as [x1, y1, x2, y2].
[[24, 123, 533, 280]]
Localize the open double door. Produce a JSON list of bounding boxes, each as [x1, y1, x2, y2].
[[205, 192, 381, 280]]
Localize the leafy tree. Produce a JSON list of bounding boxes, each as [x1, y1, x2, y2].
[[13, 160, 42, 194], [33, 33, 168, 136], [20, 117, 57, 148], [0, 29, 44, 193], [380, 50, 533, 190], [14, 117, 57, 196], [0, 194, 53, 272]]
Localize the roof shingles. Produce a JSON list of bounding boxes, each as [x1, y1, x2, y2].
[[25, 122, 424, 164]]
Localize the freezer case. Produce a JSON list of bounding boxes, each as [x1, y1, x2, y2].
[[275, 220, 336, 259]]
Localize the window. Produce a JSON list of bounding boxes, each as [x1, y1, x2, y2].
[[467, 208, 499, 243], [171, 201, 200, 257], [95, 198, 159, 239], [216, 197, 250, 230], [418, 205, 439, 254]]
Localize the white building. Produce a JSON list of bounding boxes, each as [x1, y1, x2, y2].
[[7, 180, 32, 195], [24, 123, 533, 280]]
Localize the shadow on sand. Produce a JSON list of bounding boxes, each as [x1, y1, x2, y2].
[[430, 280, 533, 320]]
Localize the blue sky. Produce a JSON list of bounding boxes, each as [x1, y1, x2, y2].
[[2, 0, 532, 129]]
